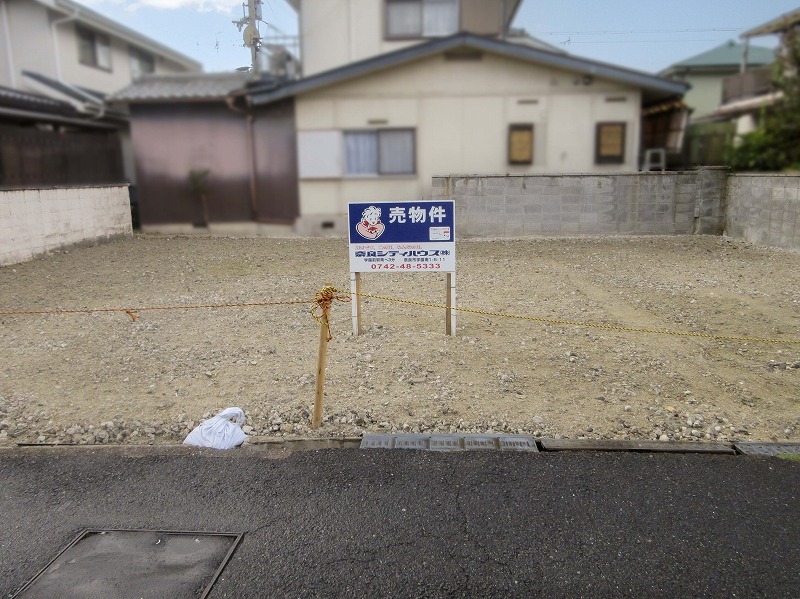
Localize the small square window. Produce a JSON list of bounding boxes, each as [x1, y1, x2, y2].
[[508, 124, 534, 165], [76, 26, 112, 71], [595, 122, 626, 164], [130, 47, 155, 78]]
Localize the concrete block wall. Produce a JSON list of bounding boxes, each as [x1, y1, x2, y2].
[[0, 185, 132, 266], [694, 167, 729, 235], [726, 174, 800, 249], [432, 172, 703, 237]]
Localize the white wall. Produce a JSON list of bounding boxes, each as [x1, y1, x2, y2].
[[301, 0, 419, 76], [56, 22, 193, 95], [0, 185, 132, 266], [0, 0, 58, 88], [681, 72, 728, 118], [299, 0, 514, 76], [295, 52, 641, 222], [0, 0, 196, 94]]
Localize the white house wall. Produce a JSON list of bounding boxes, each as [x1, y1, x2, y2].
[[0, 0, 195, 94], [300, 0, 516, 76], [301, 0, 422, 76], [0, 0, 58, 87], [680, 73, 727, 118], [55, 23, 188, 95], [295, 52, 641, 224]]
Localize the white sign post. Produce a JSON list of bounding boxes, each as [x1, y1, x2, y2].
[[348, 200, 456, 336]]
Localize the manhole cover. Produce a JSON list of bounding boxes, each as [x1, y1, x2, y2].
[[13, 529, 243, 599], [735, 442, 800, 456]]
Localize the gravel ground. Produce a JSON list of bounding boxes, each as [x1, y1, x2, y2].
[[0, 234, 798, 446]]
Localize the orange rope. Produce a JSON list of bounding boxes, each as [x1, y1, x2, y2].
[[311, 285, 351, 340], [0, 299, 312, 321]]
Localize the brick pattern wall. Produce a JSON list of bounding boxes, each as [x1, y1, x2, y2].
[[0, 185, 132, 266]]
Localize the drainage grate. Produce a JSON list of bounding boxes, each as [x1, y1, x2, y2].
[[13, 529, 243, 599], [359, 434, 396, 449], [735, 442, 800, 457], [360, 434, 539, 452], [429, 435, 463, 452]]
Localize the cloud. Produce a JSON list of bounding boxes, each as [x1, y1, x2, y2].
[[134, 0, 242, 11], [80, 0, 244, 13]]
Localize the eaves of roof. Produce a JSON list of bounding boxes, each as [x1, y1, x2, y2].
[[0, 85, 77, 116], [741, 8, 800, 38], [21, 70, 129, 120], [693, 91, 783, 122], [247, 33, 689, 107], [33, 0, 202, 72], [0, 86, 123, 129], [23, 70, 105, 105], [109, 72, 252, 104]]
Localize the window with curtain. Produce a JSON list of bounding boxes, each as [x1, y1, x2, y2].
[[76, 25, 112, 71], [595, 122, 626, 164], [345, 129, 416, 176], [386, 0, 458, 38], [508, 124, 534, 165]]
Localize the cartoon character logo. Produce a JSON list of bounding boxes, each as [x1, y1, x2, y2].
[[355, 205, 385, 240]]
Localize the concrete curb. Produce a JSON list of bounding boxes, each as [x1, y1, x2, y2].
[[539, 438, 736, 454], [5, 437, 800, 457]]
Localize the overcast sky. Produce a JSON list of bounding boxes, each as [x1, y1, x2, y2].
[[77, 0, 797, 74]]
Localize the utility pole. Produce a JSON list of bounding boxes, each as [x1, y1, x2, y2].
[[233, 0, 262, 73]]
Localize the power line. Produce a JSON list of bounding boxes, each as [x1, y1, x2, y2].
[[533, 28, 742, 35], [565, 39, 717, 44]]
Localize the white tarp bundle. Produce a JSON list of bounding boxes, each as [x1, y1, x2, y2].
[[183, 407, 247, 449]]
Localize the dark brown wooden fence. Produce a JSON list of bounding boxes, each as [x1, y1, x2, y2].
[[0, 126, 124, 187], [722, 67, 773, 104]]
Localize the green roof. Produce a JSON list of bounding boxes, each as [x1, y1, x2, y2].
[[667, 40, 774, 70]]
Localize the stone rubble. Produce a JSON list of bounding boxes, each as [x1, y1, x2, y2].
[[1, 236, 798, 447]]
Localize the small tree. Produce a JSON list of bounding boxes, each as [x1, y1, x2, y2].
[[729, 29, 800, 171], [188, 168, 211, 227]]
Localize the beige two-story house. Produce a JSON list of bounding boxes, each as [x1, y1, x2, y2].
[[245, 0, 688, 234]]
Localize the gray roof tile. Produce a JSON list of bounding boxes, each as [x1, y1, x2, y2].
[[0, 85, 78, 116], [109, 72, 251, 103]]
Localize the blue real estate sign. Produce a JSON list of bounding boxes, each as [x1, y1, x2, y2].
[[348, 200, 456, 273]]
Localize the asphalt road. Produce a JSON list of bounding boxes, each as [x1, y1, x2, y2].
[[1, 446, 798, 598]]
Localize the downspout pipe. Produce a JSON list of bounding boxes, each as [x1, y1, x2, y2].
[[51, 3, 80, 83], [49, 4, 106, 120], [1, 0, 15, 87], [226, 91, 260, 221]]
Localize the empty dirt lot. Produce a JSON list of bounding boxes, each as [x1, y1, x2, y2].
[[0, 235, 798, 446]]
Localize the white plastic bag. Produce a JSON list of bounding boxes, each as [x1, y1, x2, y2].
[[183, 407, 247, 449]]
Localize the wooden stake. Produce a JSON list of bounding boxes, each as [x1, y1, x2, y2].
[[446, 272, 456, 336], [350, 271, 362, 336], [312, 309, 329, 429]]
